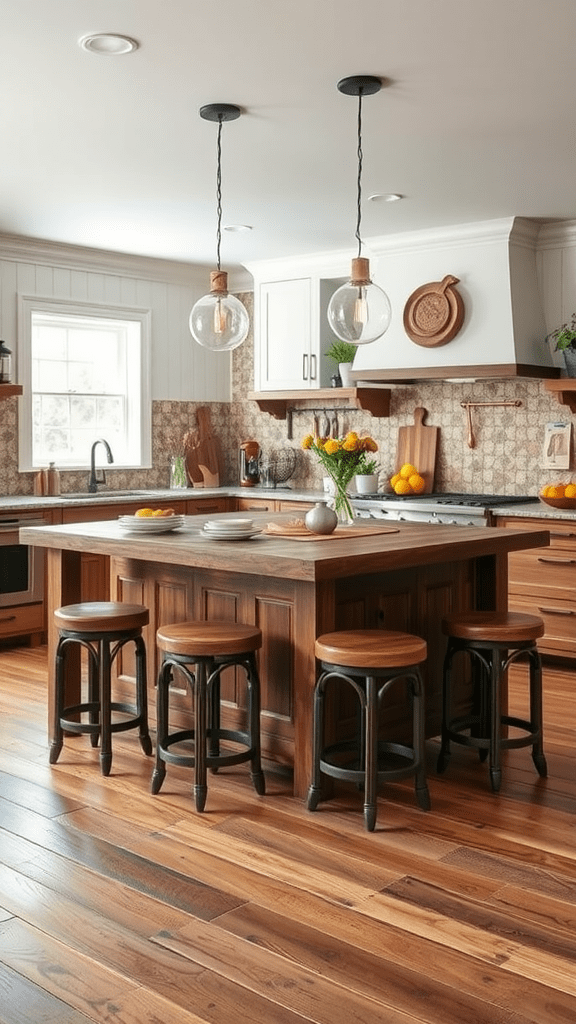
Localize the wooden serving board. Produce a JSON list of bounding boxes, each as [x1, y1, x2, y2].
[[395, 407, 439, 493], [196, 407, 220, 488], [263, 523, 400, 541], [183, 430, 204, 487]]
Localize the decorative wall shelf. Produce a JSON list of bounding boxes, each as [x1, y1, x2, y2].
[[544, 379, 576, 414], [248, 387, 391, 420], [0, 384, 22, 400]]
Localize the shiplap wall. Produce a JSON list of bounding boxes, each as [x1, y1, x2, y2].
[[0, 233, 239, 401]]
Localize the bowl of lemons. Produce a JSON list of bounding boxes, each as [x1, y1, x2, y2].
[[539, 483, 576, 509]]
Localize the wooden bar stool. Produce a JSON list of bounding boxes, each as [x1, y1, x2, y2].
[[152, 621, 265, 811], [307, 629, 430, 831], [51, 601, 151, 776], [437, 611, 547, 792]]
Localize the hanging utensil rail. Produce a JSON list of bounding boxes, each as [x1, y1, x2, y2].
[[286, 405, 347, 440], [461, 400, 522, 449]]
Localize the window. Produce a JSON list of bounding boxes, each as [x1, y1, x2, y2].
[[18, 297, 151, 471]]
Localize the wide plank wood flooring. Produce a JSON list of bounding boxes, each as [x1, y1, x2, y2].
[[0, 643, 575, 1023]]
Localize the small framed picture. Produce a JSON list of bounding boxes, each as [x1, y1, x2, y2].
[[542, 422, 571, 470]]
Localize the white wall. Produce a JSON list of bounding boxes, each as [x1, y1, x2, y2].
[[0, 233, 233, 401]]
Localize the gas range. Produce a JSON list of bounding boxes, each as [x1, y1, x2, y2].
[[351, 492, 539, 527]]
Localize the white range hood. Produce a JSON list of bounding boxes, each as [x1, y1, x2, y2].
[[350, 217, 559, 382]]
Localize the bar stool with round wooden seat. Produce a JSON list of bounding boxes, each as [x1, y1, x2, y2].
[[437, 611, 547, 792], [307, 629, 430, 831], [152, 621, 266, 811], [50, 601, 152, 776]]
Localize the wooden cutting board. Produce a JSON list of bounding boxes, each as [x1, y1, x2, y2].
[[196, 406, 220, 487], [395, 407, 439, 493]]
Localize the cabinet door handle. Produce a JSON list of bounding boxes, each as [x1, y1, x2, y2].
[[302, 353, 308, 380], [0, 614, 17, 623], [310, 353, 317, 380], [537, 556, 576, 565], [538, 606, 576, 616]]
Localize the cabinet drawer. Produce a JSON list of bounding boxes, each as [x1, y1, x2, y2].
[[187, 498, 231, 515], [0, 602, 43, 639], [236, 497, 275, 512], [509, 593, 576, 657], [509, 548, 576, 599]]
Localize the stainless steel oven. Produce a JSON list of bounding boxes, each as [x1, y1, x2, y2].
[[0, 512, 45, 607], [351, 493, 540, 527]]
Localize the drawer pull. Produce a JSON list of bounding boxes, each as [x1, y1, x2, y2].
[[550, 531, 576, 539], [538, 606, 576, 616], [0, 615, 17, 623], [537, 557, 576, 565]]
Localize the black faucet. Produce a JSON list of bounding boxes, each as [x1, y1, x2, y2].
[[88, 439, 114, 492]]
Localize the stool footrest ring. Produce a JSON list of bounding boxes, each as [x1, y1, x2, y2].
[[157, 727, 256, 770], [59, 700, 142, 735]]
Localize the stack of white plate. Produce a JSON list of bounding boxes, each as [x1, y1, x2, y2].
[[118, 514, 185, 534], [201, 518, 261, 541]]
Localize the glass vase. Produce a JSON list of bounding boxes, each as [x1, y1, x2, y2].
[[332, 480, 355, 526], [170, 455, 187, 489]]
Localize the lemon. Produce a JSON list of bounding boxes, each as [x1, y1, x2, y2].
[[135, 508, 154, 517], [389, 473, 401, 488], [565, 484, 576, 498], [408, 473, 426, 493], [399, 463, 418, 480], [548, 485, 564, 498], [393, 478, 412, 495]]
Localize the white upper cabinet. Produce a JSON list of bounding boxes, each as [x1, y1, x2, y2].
[[250, 252, 348, 392], [258, 278, 314, 390]]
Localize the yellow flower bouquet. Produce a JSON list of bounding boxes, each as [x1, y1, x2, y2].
[[301, 431, 378, 523]]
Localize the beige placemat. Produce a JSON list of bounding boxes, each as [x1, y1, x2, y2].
[[264, 521, 400, 541]]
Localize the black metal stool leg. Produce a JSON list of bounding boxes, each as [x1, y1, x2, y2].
[[50, 639, 66, 764], [363, 676, 378, 832], [529, 648, 547, 777], [208, 660, 220, 770], [99, 639, 112, 776], [134, 635, 152, 756], [412, 670, 431, 811], [246, 653, 266, 795], [307, 674, 326, 811], [151, 659, 170, 794], [194, 660, 208, 812]]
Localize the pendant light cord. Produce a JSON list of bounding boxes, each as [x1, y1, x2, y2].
[[355, 87, 364, 259], [215, 115, 223, 271]]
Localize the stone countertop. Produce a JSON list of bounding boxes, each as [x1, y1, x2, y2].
[[0, 486, 326, 514], [490, 500, 576, 521]]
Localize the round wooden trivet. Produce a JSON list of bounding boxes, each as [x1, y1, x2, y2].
[[403, 275, 464, 347]]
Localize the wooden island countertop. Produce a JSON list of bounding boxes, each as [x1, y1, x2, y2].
[[21, 512, 550, 797]]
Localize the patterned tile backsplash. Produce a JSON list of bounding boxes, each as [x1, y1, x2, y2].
[[0, 289, 573, 497]]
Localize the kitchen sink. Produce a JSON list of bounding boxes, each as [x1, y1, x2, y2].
[[59, 490, 154, 500]]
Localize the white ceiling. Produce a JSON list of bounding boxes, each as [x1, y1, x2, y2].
[[3, 0, 576, 273]]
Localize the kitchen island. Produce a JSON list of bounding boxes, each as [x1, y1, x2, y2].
[[21, 512, 550, 797]]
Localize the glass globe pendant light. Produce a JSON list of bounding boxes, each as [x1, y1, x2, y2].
[[327, 76, 391, 346], [189, 103, 249, 351]]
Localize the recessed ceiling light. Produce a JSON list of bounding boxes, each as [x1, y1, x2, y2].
[[223, 224, 253, 233], [367, 193, 403, 203], [79, 33, 139, 56]]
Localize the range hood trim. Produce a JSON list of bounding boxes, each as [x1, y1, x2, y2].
[[351, 363, 561, 384]]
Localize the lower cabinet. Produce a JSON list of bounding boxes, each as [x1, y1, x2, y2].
[[496, 514, 576, 659]]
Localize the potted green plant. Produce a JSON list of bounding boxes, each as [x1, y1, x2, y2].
[[546, 314, 576, 376], [325, 339, 357, 387], [353, 452, 380, 494]]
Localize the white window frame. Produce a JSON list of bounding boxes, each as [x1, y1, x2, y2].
[[18, 295, 152, 472]]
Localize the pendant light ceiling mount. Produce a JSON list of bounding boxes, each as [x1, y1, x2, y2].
[[327, 74, 392, 346], [189, 102, 249, 351], [199, 102, 242, 123], [336, 74, 382, 97]]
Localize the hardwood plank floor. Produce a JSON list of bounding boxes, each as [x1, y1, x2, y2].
[[0, 644, 575, 1023]]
